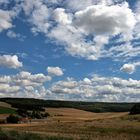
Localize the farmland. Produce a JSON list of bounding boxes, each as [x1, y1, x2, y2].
[[0, 102, 16, 118], [0, 107, 140, 140], [0, 98, 139, 140], [0, 107, 16, 114]]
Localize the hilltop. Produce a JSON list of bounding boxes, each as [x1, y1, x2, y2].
[[0, 97, 137, 113]]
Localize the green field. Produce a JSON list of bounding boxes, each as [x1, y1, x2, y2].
[[0, 106, 16, 114]]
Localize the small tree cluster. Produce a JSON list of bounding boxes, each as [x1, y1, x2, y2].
[[16, 109, 50, 119], [6, 114, 20, 124], [130, 103, 140, 115], [30, 110, 50, 119], [17, 109, 28, 117]]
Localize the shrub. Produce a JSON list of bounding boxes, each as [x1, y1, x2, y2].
[[42, 112, 50, 118], [31, 110, 42, 119], [0, 119, 6, 124], [6, 114, 19, 124], [130, 103, 140, 115], [17, 109, 28, 117]]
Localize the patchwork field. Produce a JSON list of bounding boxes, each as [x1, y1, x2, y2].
[[0, 102, 16, 115], [0, 102, 12, 108], [1, 108, 140, 140]]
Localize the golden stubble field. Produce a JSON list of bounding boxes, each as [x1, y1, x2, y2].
[[1, 108, 140, 140], [0, 102, 12, 108]]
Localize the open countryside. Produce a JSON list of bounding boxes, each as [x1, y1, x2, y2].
[[0, 98, 140, 140], [0, 0, 140, 140]]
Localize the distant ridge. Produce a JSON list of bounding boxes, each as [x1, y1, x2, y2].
[[0, 97, 138, 113]]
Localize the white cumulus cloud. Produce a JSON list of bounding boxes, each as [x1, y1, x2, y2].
[[0, 0, 140, 70], [120, 62, 140, 74], [0, 71, 51, 98], [74, 3, 136, 35], [0, 9, 14, 32], [53, 8, 71, 25], [50, 75, 140, 102], [47, 66, 64, 76], [0, 55, 23, 69], [7, 0, 138, 62]]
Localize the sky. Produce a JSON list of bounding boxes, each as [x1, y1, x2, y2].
[[0, 0, 140, 102]]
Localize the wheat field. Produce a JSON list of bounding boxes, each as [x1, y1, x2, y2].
[[1, 108, 140, 140]]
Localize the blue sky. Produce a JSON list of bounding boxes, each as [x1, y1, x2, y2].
[[0, 0, 140, 102]]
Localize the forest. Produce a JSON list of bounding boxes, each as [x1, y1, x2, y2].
[[0, 98, 136, 113]]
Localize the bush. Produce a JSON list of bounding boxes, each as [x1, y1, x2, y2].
[[42, 112, 50, 118], [16, 108, 50, 119], [31, 110, 42, 119], [130, 103, 140, 115], [0, 119, 6, 124], [6, 114, 19, 124], [17, 109, 28, 117]]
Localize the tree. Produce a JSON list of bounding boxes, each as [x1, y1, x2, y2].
[[6, 114, 19, 124], [17, 109, 28, 117], [31, 110, 42, 119], [130, 103, 140, 115], [42, 112, 50, 118]]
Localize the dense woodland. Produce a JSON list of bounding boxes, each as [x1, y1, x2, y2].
[[130, 103, 140, 115], [0, 98, 137, 113]]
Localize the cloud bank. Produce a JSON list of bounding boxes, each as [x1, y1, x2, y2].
[[0, 71, 51, 98], [50, 75, 140, 102], [0, 0, 140, 102], [0, 73, 140, 102]]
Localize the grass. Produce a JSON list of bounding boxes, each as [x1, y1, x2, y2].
[[0, 107, 16, 114], [1, 108, 140, 140], [121, 114, 140, 122], [0, 129, 73, 140], [3, 117, 139, 140], [0, 102, 12, 108], [87, 125, 140, 135], [1, 126, 139, 140]]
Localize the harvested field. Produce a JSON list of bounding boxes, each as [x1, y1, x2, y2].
[[1, 108, 140, 140], [46, 108, 128, 122], [0, 102, 12, 108]]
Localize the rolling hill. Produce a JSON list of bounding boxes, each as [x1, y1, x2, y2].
[[0, 98, 137, 113]]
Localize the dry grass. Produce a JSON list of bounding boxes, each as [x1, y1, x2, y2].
[[0, 102, 12, 108], [1, 108, 140, 140], [46, 108, 128, 122]]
